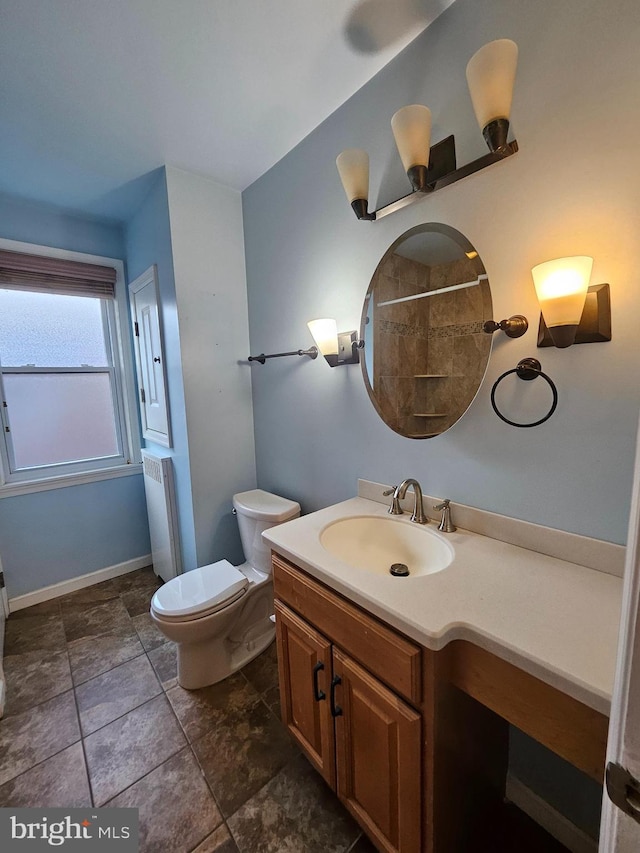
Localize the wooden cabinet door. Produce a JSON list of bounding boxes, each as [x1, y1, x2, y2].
[[275, 600, 335, 787], [333, 648, 422, 853]]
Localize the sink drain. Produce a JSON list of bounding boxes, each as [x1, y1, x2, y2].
[[390, 563, 410, 577]]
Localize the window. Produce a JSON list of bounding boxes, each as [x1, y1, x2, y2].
[[0, 242, 140, 488]]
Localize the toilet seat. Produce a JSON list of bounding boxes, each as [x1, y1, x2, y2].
[[151, 559, 249, 622]]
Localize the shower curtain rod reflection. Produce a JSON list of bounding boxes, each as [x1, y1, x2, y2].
[[248, 346, 318, 364], [377, 273, 488, 307]]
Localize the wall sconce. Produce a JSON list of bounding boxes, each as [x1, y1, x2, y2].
[[532, 256, 611, 348], [307, 318, 364, 367], [336, 39, 519, 222]]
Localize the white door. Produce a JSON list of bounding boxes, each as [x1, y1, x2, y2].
[[600, 422, 640, 850], [129, 265, 172, 447], [0, 555, 8, 718]]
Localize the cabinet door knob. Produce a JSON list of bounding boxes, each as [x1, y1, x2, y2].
[[330, 674, 343, 717], [312, 660, 326, 701]]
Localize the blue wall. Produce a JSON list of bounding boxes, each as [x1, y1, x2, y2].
[[124, 169, 198, 571], [0, 192, 150, 598], [242, 0, 640, 546], [0, 192, 126, 259]]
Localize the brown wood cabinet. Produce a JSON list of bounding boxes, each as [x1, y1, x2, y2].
[[272, 552, 609, 853], [275, 597, 422, 853]]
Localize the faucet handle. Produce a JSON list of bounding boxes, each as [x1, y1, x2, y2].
[[434, 499, 457, 532], [383, 485, 404, 515]]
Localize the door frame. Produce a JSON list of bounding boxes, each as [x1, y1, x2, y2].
[[600, 420, 640, 850]]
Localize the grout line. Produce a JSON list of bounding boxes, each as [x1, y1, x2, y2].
[[70, 670, 96, 807]]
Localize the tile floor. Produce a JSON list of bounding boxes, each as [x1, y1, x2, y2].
[[0, 568, 376, 853]]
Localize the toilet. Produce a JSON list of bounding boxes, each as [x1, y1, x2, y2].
[[150, 489, 300, 689]]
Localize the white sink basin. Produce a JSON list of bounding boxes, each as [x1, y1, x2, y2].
[[319, 515, 453, 577]]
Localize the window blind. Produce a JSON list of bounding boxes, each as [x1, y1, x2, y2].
[[0, 249, 117, 299]]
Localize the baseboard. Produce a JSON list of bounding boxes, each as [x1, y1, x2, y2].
[[506, 774, 598, 853], [8, 555, 153, 612]]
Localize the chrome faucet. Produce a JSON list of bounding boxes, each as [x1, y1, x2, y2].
[[384, 479, 427, 524], [434, 498, 457, 532]]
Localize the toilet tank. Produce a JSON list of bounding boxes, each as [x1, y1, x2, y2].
[[233, 489, 300, 575]]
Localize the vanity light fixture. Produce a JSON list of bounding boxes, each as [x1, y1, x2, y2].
[[307, 318, 364, 367], [532, 256, 611, 348], [336, 39, 519, 222]]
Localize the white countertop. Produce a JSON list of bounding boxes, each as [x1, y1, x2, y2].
[[263, 496, 623, 716]]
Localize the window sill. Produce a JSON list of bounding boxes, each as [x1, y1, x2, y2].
[[0, 463, 144, 499]]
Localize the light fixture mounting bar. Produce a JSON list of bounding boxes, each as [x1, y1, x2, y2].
[[372, 138, 518, 222]]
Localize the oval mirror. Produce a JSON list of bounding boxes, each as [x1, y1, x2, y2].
[[361, 223, 492, 438]]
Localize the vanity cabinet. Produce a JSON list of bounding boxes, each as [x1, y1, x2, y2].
[[272, 551, 610, 853], [274, 558, 422, 853]]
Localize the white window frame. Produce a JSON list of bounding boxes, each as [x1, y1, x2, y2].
[[0, 238, 142, 497]]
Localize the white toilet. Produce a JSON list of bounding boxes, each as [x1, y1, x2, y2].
[[150, 489, 300, 689]]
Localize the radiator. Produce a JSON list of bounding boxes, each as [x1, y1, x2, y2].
[[142, 451, 182, 582]]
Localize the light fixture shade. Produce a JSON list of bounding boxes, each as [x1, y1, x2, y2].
[[391, 105, 432, 172], [466, 39, 518, 130], [531, 256, 593, 348], [336, 149, 370, 203], [307, 318, 339, 361]]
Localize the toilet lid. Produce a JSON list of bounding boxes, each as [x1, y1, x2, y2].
[[151, 559, 249, 619]]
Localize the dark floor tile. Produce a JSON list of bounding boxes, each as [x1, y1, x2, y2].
[[106, 748, 222, 852], [62, 597, 134, 643], [111, 567, 160, 595], [4, 612, 67, 656], [192, 696, 298, 818], [227, 755, 359, 853], [241, 641, 279, 696], [8, 599, 61, 620], [58, 579, 120, 611], [348, 833, 378, 853], [193, 824, 240, 853], [478, 801, 571, 853], [84, 694, 186, 805], [67, 631, 144, 685], [0, 742, 91, 808], [148, 641, 178, 689], [3, 648, 72, 717], [0, 691, 80, 786], [76, 654, 161, 735], [261, 684, 281, 718], [121, 585, 156, 618], [166, 672, 261, 743], [132, 613, 166, 652]]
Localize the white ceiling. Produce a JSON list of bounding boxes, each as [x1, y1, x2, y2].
[[0, 0, 454, 221]]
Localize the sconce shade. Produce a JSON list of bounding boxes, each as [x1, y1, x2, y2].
[[531, 256, 593, 348], [466, 39, 518, 150], [308, 318, 339, 366], [391, 105, 432, 174], [336, 149, 370, 204]]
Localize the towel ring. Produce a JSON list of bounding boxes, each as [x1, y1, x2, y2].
[[490, 358, 558, 428]]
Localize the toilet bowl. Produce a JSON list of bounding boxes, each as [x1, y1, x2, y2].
[[150, 489, 300, 689]]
